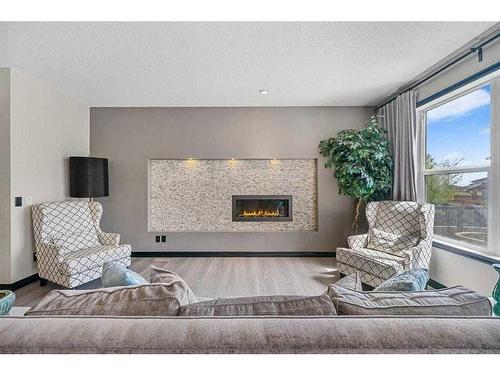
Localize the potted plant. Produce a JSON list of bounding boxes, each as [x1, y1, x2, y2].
[[319, 116, 392, 232]]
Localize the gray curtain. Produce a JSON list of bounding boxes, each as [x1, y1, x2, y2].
[[376, 90, 418, 202]]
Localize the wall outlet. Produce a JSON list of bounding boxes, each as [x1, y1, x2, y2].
[[161, 235, 167, 243], [155, 235, 161, 243], [15, 197, 22, 207]]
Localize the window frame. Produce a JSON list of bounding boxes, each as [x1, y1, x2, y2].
[[417, 71, 500, 256]]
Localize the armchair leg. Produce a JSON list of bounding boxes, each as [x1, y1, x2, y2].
[[39, 278, 47, 286]]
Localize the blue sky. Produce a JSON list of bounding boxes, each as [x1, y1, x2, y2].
[[426, 84, 490, 186]]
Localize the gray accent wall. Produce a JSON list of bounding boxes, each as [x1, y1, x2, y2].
[[90, 107, 373, 253]]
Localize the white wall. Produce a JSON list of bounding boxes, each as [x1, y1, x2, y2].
[[418, 38, 500, 294], [0, 69, 11, 284], [2, 69, 89, 283], [430, 248, 498, 296]]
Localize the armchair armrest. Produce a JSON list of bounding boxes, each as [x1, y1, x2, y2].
[[405, 239, 432, 269], [36, 242, 65, 261], [347, 234, 368, 250], [98, 232, 120, 246]]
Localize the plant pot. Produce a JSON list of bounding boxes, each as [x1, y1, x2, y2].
[[0, 290, 16, 315], [493, 264, 500, 316]]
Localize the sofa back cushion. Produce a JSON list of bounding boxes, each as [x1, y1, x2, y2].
[[25, 284, 182, 317], [179, 294, 337, 316], [328, 285, 491, 316], [149, 265, 197, 305]]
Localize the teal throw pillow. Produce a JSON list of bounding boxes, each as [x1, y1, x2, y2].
[[374, 269, 429, 292], [102, 261, 147, 287]]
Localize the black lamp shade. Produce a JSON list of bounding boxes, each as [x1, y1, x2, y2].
[[69, 157, 109, 198]]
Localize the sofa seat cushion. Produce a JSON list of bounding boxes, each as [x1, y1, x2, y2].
[[25, 284, 182, 317], [179, 294, 337, 316], [336, 247, 406, 278], [61, 244, 131, 275], [328, 284, 492, 316]]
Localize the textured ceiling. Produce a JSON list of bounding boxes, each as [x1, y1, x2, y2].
[[0, 22, 494, 107]]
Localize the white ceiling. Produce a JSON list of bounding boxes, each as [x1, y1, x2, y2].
[[0, 22, 495, 107]]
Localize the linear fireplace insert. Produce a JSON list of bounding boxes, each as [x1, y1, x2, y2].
[[232, 195, 292, 222]]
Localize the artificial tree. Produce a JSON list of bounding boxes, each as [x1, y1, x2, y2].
[[318, 116, 392, 232]]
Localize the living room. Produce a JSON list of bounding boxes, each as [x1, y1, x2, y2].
[[0, 0, 499, 367]]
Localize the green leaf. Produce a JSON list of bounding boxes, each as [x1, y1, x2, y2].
[[318, 116, 392, 202]]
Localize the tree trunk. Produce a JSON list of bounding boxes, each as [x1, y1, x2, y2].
[[352, 198, 362, 234]]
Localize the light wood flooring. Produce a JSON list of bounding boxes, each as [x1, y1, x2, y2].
[[14, 257, 338, 307]]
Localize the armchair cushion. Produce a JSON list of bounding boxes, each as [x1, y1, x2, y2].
[[39, 201, 98, 242], [336, 247, 407, 280], [53, 230, 100, 255], [367, 228, 419, 254], [369, 201, 423, 237], [61, 244, 132, 276]]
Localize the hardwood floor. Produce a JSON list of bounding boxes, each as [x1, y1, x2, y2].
[[14, 257, 338, 307]]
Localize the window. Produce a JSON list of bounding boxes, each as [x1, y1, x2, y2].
[[418, 78, 499, 255]]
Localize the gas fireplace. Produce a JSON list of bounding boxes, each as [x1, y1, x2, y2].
[[232, 195, 292, 222]]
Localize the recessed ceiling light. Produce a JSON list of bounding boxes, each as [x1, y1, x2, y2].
[[259, 89, 269, 95]]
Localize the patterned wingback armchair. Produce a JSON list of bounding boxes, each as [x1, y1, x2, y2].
[[32, 201, 131, 288], [336, 201, 435, 287]]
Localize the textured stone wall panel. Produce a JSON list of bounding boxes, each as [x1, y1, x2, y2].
[[149, 159, 318, 232]]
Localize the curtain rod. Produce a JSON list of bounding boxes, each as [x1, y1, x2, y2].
[[416, 61, 500, 108], [375, 31, 500, 111]]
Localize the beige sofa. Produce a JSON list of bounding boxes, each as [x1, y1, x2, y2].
[[2, 271, 497, 354], [0, 315, 499, 353]]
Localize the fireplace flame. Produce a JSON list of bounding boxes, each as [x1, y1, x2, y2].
[[241, 209, 281, 217]]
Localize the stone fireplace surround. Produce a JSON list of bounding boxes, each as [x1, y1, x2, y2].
[[148, 159, 318, 232]]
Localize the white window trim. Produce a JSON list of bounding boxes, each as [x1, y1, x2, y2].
[[416, 70, 500, 257]]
